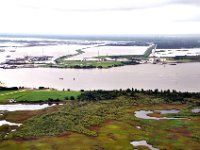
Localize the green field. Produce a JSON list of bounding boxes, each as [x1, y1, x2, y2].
[[0, 90, 16, 95], [0, 90, 81, 103], [54, 60, 124, 69], [0, 91, 199, 150]]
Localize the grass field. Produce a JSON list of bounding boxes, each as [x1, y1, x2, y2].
[[0, 90, 17, 95], [0, 89, 81, 103], [55, 60, 123, 68], [0, 93, 199, 150]]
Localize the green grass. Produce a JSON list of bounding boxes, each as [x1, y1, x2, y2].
[[0, 90, 17, 95], [0, 90, 81, 102], [57, 60, 123, 68]]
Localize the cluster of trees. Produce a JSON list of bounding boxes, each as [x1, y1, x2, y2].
[[0, 86, 18, 91], [174, 56, 200, 61], [78, 89, 200, 104], [78, 90, 119, 101]]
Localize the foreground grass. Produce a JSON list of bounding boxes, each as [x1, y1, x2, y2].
[[0, 90, 81, 103], [0, 93, 199, 150]]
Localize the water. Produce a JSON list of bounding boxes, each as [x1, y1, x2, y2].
[[0, 104, 54, 112], [0, 44, 88, 63], [0, 120, 21, 126], [1, 63, 200, 92], [134, 109, 187, 120], [155, 48, 200, 57], [192, 108, 200, 113], [0, 104, 55, 127], [154, 109, 180, 114], [130, 140, 159, 150], [67, 46, 147, 60]]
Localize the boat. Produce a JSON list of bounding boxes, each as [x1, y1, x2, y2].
[[9, 50, 16, 52], [59, 78, 64, 80], [169, 63, 177, 65]]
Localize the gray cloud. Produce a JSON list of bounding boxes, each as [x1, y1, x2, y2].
[[175, 15, 200, 22], [19, 0, 200, 13], [171, 0, 200, 5], [53, 4, 162, 12], [52, 0, 200, 12]]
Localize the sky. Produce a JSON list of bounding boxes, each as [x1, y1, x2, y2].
[[0, 0, 200, 35]]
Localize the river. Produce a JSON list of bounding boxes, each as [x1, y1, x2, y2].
[[0, 63, 200, 92]]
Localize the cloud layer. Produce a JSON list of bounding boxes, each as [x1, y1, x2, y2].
[[0, 0, 200, 34]]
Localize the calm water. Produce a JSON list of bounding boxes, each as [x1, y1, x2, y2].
[[0, 120, 21, 126], [0, 63, 200, 92], [0, 104, 54, 112], [192, 108, 200, 113], [130, 140, 159, 150], [134, 109, 187, 120]]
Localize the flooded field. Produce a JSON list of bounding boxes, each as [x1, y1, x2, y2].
[[0, 44, 89, 63], [67, 46, 147, 60]]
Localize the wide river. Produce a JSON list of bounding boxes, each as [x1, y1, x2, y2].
[[0, 63, 200, 92]]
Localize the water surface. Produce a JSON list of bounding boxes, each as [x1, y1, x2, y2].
[[134, 109, 187, 120], [1, 63, 200, 92], [130, 140, 159, 150], [192, 108, 200, 113], [0, 104, 54, 112], [0, 120, 21, 126]]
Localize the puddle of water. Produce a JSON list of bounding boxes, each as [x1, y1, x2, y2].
[[11, 129, 16, 132], [134, 109, 187, 120], [154, 109, 180, 114], [192, 108, 200, 113], [0, 120, 21, 126], [130, 140, 159, 150], [0, 104, 55, 112], [136, 126, 141, 129]]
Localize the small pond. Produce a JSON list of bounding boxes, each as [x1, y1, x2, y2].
[[0, 120, 21, 126], [134, 109, 187, 120], [0, 104, 55, 112], [191, 108, 200, 113], [130, 140, 159, 150]]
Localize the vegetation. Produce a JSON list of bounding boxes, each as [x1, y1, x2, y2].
[[172, 56, 200, 63], [0, 89, 199, 149], [0, 89, 81, 103], [54, 60, 124, 69], [55, 49, 85, 64]]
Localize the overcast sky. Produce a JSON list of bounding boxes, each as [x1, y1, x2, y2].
[[0, 0, 200, 35]]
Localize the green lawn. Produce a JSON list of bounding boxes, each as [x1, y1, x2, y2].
[[0, 90, 81, 102], [59, 60, 123, 68], [0, 90, 17, 95]]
